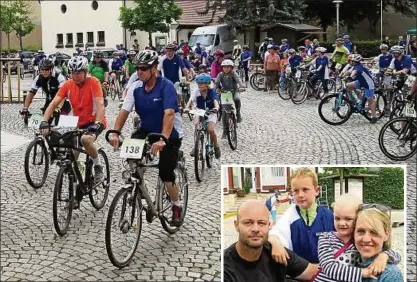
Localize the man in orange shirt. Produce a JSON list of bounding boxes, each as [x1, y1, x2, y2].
[[40, 56, 107, 204]]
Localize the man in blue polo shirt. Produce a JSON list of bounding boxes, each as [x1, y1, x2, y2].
[[288, 49, 303, 75], [343, 34, 356, 53], [388, 45, 414, 90], [375, 44, 393, 70], [194, 42, 203, 56], [158, 43, 189, 84], [110, 50, 185, 227]]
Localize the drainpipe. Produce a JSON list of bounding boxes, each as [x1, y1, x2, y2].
[[122, 0, 127, 47]]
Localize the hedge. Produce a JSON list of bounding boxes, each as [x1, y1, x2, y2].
[[320, 40, 382, 58], [2, 45, 42, 53], [318, 174, 335, 209]]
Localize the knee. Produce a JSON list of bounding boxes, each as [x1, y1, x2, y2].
[[80, 134, 94, 146]]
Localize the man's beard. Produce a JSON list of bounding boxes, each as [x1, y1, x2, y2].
[[240, 232, 268, 249]]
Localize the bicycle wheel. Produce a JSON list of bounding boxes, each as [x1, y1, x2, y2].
[[24, 138, 49, 189], [52, 166, 74, 236], [109, 85, 116, 100], [378, 117, 417, 161], [277, 77, 291, 100], [194, 131, 205, 182], [89, 149, 110, 210], [318, 94, 353, 125], [105, 188, 142, 268], [227, 112, 238, 150], [206, 134, 214, 168], [158, 168, 189, 233], [362, 92, 387, 121], [290, 81, 308, 105]]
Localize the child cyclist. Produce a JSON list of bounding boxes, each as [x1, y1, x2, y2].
[[184, 73, 221, 159], [314, 194, 400, 281]]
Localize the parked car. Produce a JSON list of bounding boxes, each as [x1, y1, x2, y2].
[[48, 52, 71, 62]]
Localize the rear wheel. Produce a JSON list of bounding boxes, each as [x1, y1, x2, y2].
[[290, 81, 308, 105], [277, 76, 291, 100], [318, 94, 353, 125], [24, 138, 49, 189], [52, 166, 74, 236]]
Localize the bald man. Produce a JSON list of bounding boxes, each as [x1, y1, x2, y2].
[[223, 199, 318, 282]]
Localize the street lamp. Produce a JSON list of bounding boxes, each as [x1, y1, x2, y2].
[[380, 0, 383, 42], [333, 0, 343, 36]]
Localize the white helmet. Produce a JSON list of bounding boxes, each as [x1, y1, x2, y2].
[[267, 44, 274, 49], [390, 45, 403, 54], [134, 50, 159, 65], [379, 44, 389, 50], [221, 59, 234, 67], [316, 47, 327, 53], [351, 54, 363, 62], [127, 49, 136, 56], [68, 56, 88, 72]]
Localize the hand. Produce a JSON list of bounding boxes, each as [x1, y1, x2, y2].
[[362, 267, 378, 279], [151, 140, 166, 154], [103, 81, 108, 86], [368, 253, 389, 276], [53, 108, 61, 116], [39, 121, 50, 135], [87, 122, 103, 133], [271, 242, 290, 265], [109, 133, 120, 149], [20, 108, 28, 117]]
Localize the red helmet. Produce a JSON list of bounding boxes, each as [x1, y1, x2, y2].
[[213, 49, 224, 57]]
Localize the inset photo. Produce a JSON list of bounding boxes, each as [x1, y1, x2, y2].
[[222, 166, 406, 282]]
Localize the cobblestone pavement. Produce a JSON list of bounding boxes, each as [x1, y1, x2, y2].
[[1, 76, 416, 281]]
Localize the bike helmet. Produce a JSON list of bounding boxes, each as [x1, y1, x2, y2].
[[351, 54, 363, 62], [288, 49, 296, 54], [343, 34, 350, 39], [55, 52, 63, 59], [297, 46, 306, 50], [390, 45, 403, 54], [195, 73, 211, 84], [134, 50, 159, 65], [316, 47, 327, 53], [80, 52, 88, 57], [380, 44, 389, 50], [128, 49, 136, 56], [112, 51, 119, 57], [165, 43, 176, 50], [221, 59, 234, 67], [213, 49, 224, 57], [233, 39, 239, 43], [176, 49, 184, 55], [68, 56, 89, 72], [281, 39, 287, 42], [336, 38, 344, 43], [267, 44, 274, 49], [93, 51, 103, 58], [39, 58, 54, 70]]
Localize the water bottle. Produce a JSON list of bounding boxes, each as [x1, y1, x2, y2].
[[77, 161, 85, 179]]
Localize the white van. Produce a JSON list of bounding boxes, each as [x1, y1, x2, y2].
[[189, 24, 237, 56]]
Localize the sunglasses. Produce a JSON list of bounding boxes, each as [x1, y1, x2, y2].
[[40, 68, 52, 72], [136, 65, 151, 71], [359, 203, 391, 218]]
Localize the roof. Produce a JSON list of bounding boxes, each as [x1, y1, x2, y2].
[[175, 0, 225, 26], [261, 23, 322, 32], [320, 174, 379, 180]]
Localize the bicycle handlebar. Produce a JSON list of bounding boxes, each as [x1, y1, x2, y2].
[[105, 130, 169, 147]]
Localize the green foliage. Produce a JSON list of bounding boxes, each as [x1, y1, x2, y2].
[[363, 168, 404, 209], [318, 173, 335, 209], [320, 41, 382, 58], [119, 0, 182, 46], [12, 0, 35, 44]]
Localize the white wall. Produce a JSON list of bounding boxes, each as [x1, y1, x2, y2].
[[41, 1, 124, 54]]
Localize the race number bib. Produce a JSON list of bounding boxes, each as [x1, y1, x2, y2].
[[57, 115, 79, 128], [120, 138, 145, 159], [405, 102, 416, 118], [189, 108, 206, 117], [221, 91, 234, 105], [28, 114, 43, 128], [295, 70, 301, 78]]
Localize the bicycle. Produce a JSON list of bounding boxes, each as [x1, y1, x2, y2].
[[177, 77, 193, 121], [277, 65, 301, 101], [378, 98, 417, 161], [188, 108, 217, 182], [104, 130, 188, 268], [220, 91, 238, 150], [32, 65, 39, 79], [49, 127, 110, 236], [318, 80, 386, 126]]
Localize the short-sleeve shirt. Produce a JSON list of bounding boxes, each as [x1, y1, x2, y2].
[[223, 243, 309, 282], [191, 88, 218, 110], [240, 51, 253, 68], [121, 76, 184, 139], [333, 46, 350, 65], [56, 77, 107, 127], [344, 41, 354, 53], [124, 59, 136, 76], [353, 64, 375, 90], [377, 54, 393, 69], [316, 56, 329, 78], [158, 55, 185, 84], [389, 55, 413, 72], [88, 60, 109, 83], [289, 55, 303, 71]]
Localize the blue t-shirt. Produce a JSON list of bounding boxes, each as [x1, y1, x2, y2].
[[181, 58, 193, 69], [360, 257, 404, 282], [344, 41, 354, 52], [392, 55, 413, 71], [398, 40, 406, 47], [195, 46, 202, 55], [315, 56, 329, 77], [133, 76, 182, 139], [379, 54, 393, 69], [289, 55, 303, 72], [194, 88, 218, 110], [162, 55, 185, 84], [353, 63, 375, 90], [240, 51, 253, 68], [111, 59, 124, 71], [280, 43, 290, 54], [306, 44, 314, 57]]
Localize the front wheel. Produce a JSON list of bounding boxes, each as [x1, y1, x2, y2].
[[24, 138, 49, 189], [52, 166, 74, 236], [194, 131, 205, 182], [105, 188, 142, 268], [226, 112, 238, 150], [89, 149, 110, 210], [318, 94, 353, 126]]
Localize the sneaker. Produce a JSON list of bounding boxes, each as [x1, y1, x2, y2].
[[236, 114, 242, 123], [370, 117, 378, 124], [94, 165, 105, 184], [214, 146, 221, 159], [171, 205, 183, 227]]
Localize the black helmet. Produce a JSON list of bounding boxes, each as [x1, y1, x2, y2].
[[134, 50, 159, 65], [39, 58, 54, 70], [55, 52, 63, 59]]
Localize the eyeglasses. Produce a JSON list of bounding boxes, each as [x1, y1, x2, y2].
[[136, 65, 151, 71], [40, 68, 52, 72], [359, 203, 391, 218]]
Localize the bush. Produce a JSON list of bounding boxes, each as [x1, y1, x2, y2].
[[318, 174, 335, 209], [3, 46, 41, 54], [321, 40, 381, 58]]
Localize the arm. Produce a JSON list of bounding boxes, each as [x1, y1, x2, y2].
[[92, 79, 105, 123], [24, 76, 40, 109], [295, 263, 319, 281], [214, 73, 222, 90], [43, 94, 64, 122], [264, 55, 268, 69]]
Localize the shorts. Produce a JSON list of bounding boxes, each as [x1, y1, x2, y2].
[[194, 112, 217, 126], [131, 128, 182, 183], [79, 121, 104, 139], [353, 81, 374, 98]]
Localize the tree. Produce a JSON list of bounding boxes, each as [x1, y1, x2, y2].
[[12, 0, 35, 50], [0, 1, 17, 51], [119, 0, 182, 47]]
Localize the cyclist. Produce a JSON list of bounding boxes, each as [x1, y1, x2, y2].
[[343, 34, 356, 53], [124, 49, 137, 82], [33, 50, 46, 67], [211, 49, 226, 79], [108, 51, 124, 87], [231, 40, 242, 61], [298, 46, 307, 58], [109, 50, 184, 226], [240, 45, 253, 84], [158, 43, 189, 84], [339, 54, 355, 77], [39, 56, 107, 209], [346, 54, 378, 123], [309, 47, 330, 97], [386, 45, 414, 90], [176, 49, 195, 77], [184, 73, 221, 159], [279, 39, 290, 56], [21, 58, 71, 125], [197, 64, 209, 75], [330, 38, 350, 72], [53, 52, 69, 78], [88, 51, 109, 105], [304, 39, 314, 57], [215, 59, 245, 139], [288, 49, 303, 75]]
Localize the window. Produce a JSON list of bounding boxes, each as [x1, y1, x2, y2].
[[76, 32, 83, 47], [92, 1, 98, 10], [271, 167, 284, 177], [214, 34, 220, 46], [232, 167, 241, 189], [61, 4, 67, 14], [96, 31, 105, 46], [65, 33, 73, 47], [87, 32, 94, 47], [56, 34, 63, 48]]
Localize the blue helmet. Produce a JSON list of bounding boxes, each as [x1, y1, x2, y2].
[[195, 73, 211, 84]]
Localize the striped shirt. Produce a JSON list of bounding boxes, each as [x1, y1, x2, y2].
[[315, 232, 401, 282]]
